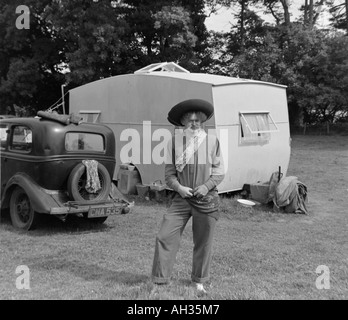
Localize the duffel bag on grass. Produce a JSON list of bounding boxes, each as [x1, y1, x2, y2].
[[273, 176, 308, 214]]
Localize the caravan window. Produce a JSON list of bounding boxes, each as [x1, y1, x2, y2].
[[79, 111, 101, 123], [240, 112, 278, 143]]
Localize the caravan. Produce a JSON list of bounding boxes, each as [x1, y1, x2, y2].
[[69, 62, 291, 193]]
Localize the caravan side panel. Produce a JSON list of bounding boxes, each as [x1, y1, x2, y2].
[[212, 83, 291, 192]]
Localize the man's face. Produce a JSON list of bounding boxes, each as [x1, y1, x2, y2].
[[183, 113, 202, 131]]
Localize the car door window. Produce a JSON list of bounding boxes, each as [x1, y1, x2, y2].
[[10, 125, 33, 153], [0, 124, 9, 150]]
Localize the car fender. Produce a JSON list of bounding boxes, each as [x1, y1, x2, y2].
[[1, 173, 59, 214]]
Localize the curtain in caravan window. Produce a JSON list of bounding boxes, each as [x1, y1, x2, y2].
[[255, 114, 270, 132]]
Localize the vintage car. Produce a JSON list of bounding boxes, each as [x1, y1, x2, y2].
[[0, 111, 131, 230]]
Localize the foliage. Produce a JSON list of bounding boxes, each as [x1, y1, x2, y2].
[[153, 6, 197, 61], [43, 0, 131, 86], [0, 0, 66, 115], [122, 0, 208, 72], [329, 0, 348, 33], [295, 31, 348, 124], [0, 0, 207, 115], [202, 1, 348, 126], [0, 0, 347, 126]]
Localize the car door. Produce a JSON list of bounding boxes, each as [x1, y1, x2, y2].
[[1, 123, 34, 196]]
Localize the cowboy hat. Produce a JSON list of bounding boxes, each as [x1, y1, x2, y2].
[[167, 99, 214, 126]]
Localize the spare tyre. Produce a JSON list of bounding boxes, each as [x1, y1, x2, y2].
[[68, 162, 111, 202]]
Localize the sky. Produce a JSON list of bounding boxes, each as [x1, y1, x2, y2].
[[204, 0, 335, 32]]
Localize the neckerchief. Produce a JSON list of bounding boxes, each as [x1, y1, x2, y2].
[[175, 129, 207, 172]]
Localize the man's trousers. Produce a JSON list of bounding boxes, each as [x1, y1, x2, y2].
[[151, 194, 218, 284]]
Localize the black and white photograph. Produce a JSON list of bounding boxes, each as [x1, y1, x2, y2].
[[0, 0, 347, 304]]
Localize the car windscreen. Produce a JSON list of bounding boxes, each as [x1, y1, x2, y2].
[[65, 132, 104, 152]]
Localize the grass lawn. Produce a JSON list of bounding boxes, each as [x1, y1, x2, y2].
[[0, 135, 347, 300]]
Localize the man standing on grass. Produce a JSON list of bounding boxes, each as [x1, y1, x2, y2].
[[151, 99, 225, 294]]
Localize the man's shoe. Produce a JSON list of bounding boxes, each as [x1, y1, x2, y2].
[[193, 282, 207, 294]]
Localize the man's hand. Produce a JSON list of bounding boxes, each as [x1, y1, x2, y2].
[[177, 185, 194, 198], [193, 185, 209, 198]]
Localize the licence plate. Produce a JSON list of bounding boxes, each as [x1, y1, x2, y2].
[[88, 206, 121, 218]]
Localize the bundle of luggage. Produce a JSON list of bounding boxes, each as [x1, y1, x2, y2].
[[249, 171, 308, 214]]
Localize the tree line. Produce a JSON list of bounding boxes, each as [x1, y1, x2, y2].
[[0, 0, 347, 127]]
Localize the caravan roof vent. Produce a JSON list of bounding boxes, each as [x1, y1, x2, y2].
[[134, 62, 190, 74]]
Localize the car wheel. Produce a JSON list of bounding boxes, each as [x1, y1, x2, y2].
[[68, 162, 111, 202], [10, 187, 38, 230]]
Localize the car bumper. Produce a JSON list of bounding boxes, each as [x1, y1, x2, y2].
[[49, 200, 134, 216]]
